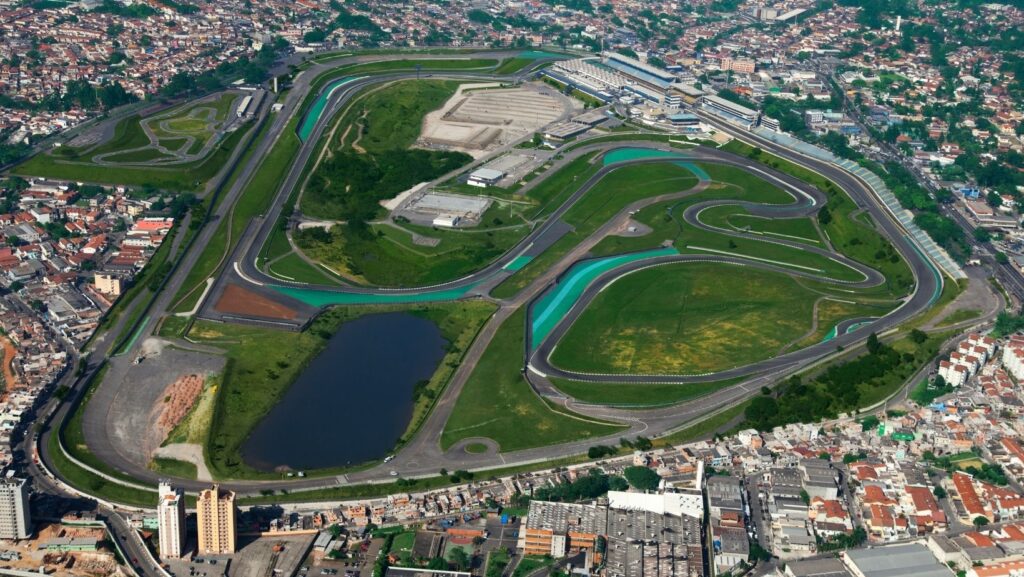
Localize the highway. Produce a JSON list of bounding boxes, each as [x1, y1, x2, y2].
[[31, 51, 956, 502]]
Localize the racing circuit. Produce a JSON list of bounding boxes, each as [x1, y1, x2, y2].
[[37, 49, 946, 497]]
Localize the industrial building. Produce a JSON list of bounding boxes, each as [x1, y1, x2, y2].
[[466, 168, 505, 188], [158, 482, 187, 559], [521, 500, 605, 558], [0, 476, 31, 540], [521, 495, 706, 576], [197, 484, 236, 555], [843, 543, 954, 577]]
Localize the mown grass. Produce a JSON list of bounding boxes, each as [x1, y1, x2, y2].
[[936, 308, 983, 327], [441, 307, 626, 451], [150, 458, 198, 479], [653, 401, 751, 447], [720, 139, 915, 297], [550, 262, 820, 375], [491, 161, 699, 298]]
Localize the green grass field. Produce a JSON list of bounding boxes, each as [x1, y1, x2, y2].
[[441, 308, 626, 451], [150, 458, 198, 479], [937, 308, 983, 327], [188, 301, 494, 479], [584, 163, 868, 281], [296, 217, 530, 287], [17, 121, 250, 191], [550, 262, 820, 374]]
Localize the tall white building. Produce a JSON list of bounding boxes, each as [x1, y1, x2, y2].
[[0, 477, 31, 540], [157, 482, 187, 558]]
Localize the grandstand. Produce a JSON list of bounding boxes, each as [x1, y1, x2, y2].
[[601, 51, 676, 90], [701, 94, 759, 127]]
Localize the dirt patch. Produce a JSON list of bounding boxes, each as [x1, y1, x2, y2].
[[1, 336, 20, 390], [156, 374, 205, 432], [214, 283, 298, 320]]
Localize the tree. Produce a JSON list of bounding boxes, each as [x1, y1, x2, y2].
[[973, 516, 990, 528], [447, 548, 470, 571], [933, 486, 947, 499], [973, 227, 992, 243], [866, 332, 881, 355], [427, 557, 449, 570], [818, 205, 832, 226], [634, 436, 653, 451], [623, 466, 661, 491], [799, 489, 810, 505], [909, 329, 928, 344]]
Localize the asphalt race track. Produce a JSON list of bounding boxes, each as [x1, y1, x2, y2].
[[36, 50, 945, 497]]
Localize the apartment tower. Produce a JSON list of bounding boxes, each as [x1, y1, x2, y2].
[[0, 476, 31, 540], [197, 484, 236, 555], [157, 482, 187, 558]]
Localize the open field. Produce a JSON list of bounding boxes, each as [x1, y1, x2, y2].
[[295, 213, 531, 287], [585, 163, 875, 282], [187, 302, 494, 479], [441, 308, 626, 451], [550, 262, 819, 375]]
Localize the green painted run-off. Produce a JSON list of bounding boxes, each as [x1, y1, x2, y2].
[[517, 50, 569, 60], [676, 161, 709, 182], [603, 147, 686, 166], [298, 76, 362, 142], [115, 316, 150, 356], [530, 247, 678, 349], [503, 255, 533, 272], [272, 283, 477, 308]]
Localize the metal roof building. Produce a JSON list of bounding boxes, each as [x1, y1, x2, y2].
[[844, 544, 954, 577]]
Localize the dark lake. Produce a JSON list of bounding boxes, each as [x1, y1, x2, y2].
[[241, 312, 446, 471]]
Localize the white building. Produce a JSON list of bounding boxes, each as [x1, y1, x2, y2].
[[158, 482, 187, 558], [0, 477, 32, 540]]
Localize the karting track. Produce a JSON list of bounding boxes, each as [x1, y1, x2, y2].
[[46, 51, 945, 496]]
